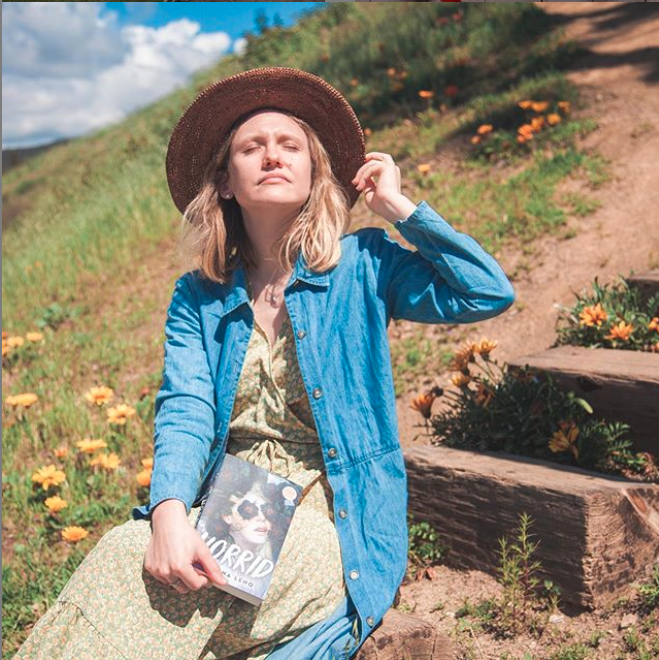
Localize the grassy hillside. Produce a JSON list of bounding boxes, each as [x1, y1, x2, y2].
[[2, 3, 610, 655]]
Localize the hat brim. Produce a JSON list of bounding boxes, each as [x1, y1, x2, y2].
[[166, 67, 365, 215]]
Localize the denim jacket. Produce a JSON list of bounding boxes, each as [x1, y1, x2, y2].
[[132, 199, 515, 654]]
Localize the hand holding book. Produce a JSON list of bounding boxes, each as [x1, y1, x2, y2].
[[145, 498, 229, 594]]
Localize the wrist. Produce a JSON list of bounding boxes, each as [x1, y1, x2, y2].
[[381, 194, 418, 225], [151, 498, 187, 526]]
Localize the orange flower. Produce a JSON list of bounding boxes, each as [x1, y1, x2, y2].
[[518, 100, 533, 110], [472, 338, 498, 358], [517, 124, 534, 139], [531, 101, 549, 113], [471, 136, 481, 145], [5, 392, 39, 408], [450, 343, 476, 371], [106, 403, 136, 425], [44, 496, 68, 513], [61, 526, 89, 543], [444, 85, 459, 98], [364, 128, 372, 137], [451, 373, 471, 387], [84, 386, 114, 406], [517, 135, 527, 144], [2, 341, 10, 357], [32, 465, 66, 491], [605, 321, 633, 341], [548, 420, 579, 459], [578, 303, 607, 327], [531, 116, 545, 132], [648, 317, 659, 332], [417, 163, 432, 174], [557, 101, 571, 114], [26, 332, 44, 342], [386, 68, 397, 78], [76, 438, 108, 454], [54, 446, 69, 459], [350, 78, 358, 87], [136, 469, 152, 487], [409, 391, 436, 419], [418, 90, 434, 99], [547, 113, 561, 126], [6, 336, 24, 348], [477, 124, 493, 135], [141, 457, 154, 469]]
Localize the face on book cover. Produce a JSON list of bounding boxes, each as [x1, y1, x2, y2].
[[223, 491, 273, 547]]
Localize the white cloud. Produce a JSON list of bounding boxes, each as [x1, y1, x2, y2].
[[2, 2, 233, 149]]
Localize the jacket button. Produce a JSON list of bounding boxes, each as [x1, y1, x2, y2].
[[327, 447, 337, 458], [366, 616, 375, 626], [312, 387, 322, 399], [338, 509, 347, 519], [349, 570, 359, 580], [297, 329, 306, 339]]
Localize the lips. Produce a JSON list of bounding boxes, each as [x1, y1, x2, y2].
[[260, 174, 289, 183]]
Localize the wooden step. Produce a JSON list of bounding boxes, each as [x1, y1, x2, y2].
[[355, 608, 455, 660], [507, 345, 659, 454], [404, 444, 659, 611], [626, 269, 659, 308]]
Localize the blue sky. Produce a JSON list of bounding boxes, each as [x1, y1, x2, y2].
[[2, 2, 324, 150]]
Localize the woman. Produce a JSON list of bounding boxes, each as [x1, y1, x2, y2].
[[15, 67, 515, 660]]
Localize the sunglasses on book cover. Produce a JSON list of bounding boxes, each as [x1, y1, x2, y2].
[[237, 499, 277, 521]]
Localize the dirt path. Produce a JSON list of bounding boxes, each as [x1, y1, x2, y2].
[[395, 1, 659, 452]]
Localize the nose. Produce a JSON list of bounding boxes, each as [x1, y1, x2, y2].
[[264, 142, 284, 167]]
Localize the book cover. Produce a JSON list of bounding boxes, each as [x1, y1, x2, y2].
[[194, 452, 304, 605]]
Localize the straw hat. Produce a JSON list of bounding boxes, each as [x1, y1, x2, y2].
[[165, 66, 366, 215]]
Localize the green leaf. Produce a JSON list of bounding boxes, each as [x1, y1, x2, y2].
[[573, 397, 593, 414]]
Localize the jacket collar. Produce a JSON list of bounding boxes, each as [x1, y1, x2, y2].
[[213, 250, 330, 319]]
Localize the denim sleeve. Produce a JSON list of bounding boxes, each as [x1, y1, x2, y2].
[[139, 272, 216, 520], [371, 200, 515, 324]]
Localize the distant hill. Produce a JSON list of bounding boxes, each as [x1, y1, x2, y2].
[[2, 138, 71, 175]]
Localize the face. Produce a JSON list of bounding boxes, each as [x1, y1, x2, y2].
[[223, 490, 274, 546], [222, 110, 312, 214]]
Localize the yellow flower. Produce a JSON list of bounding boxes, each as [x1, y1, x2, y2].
[[107, 403, 136, 425], [5, 392, 39, 408], [44, 496, 68, 513], [472, 338, 498, 358], [518, 100, 533, 110], [26, 332, 44, 342], [61, 526, 89, 543], [7, 336, 24, 348], [531, 101, 549, 113], [2, 341, 10, 357], [418, 90, 434, 99], [417, 163, 432, 174], [76, 438, 108, 454], [84, 386, 114, 406], [547, 113, 562, 126], [451, 373, 471, 387], [136, 469, 152, 487], [141, 457, 154, 469], [557, 101, 571, 114], [89, 452, 121, 470], [477, 124, 493, 135], [578, 303, 607, 327], [548, 421, 579, 459], [31, 465, 66, 491], [54, 446, 69, 459], [605, 321, 633, 341]]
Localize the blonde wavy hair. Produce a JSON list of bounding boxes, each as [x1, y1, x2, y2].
[[176, 109, 352, 285]]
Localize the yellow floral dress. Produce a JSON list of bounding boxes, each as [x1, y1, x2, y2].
[[14, 283, 352, 660]]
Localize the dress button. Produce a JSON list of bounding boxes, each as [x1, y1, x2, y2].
[[312, 387, 322, 399], [349, 570, 359, 580], [338, 509, 347, 519], [297, 329, 306, 339], [327, 447, 337, 458], [366, 616, 375, 627]]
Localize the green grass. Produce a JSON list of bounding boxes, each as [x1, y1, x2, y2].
[[2, 3, 612, 656]]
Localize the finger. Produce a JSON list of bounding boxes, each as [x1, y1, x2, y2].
[[171, 580, 191, 594], [365, 152, 395, 163], [354, 161, 390, 189], [195, 543, 228, 587], [178, 565, 209, 591]]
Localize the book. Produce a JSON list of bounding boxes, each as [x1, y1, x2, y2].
[[193, 452, 305, 605]]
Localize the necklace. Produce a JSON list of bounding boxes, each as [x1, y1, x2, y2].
[[247, 265, 292, 306]]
